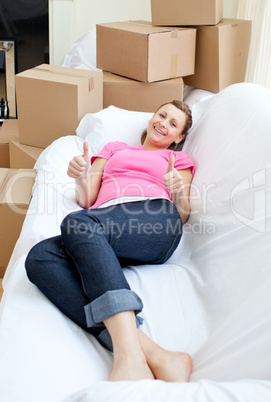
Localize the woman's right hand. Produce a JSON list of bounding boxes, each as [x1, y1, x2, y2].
[[67, 140, 90, 179]]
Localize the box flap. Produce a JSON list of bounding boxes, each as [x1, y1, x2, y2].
[[97, 20, 189, 35], [217, 18, 252, 27], [16, 64, 100, 86], [10, 138, 44, 158], [0, 168, 36, 204], [0, 120, 19, 144]]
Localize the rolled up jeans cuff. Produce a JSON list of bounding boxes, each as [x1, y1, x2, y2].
[[97, 315, 144, 352], [84, 289, 144, 328]]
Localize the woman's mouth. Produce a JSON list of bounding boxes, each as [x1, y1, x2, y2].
[[154, 127, 166, 136]]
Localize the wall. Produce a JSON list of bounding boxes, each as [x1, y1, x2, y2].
[[223, 0, 239, 18], [49, 0, 151, 65], [49, 0, 239, 66]]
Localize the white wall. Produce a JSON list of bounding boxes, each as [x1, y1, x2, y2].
[[73, 0, 152, 39], [49, 0, 239, 66], [223, 0, 239, 18], [49, 0, 151, 65]]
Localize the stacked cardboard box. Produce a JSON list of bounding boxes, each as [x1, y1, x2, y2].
[[0, 168, 36, 276], [0, 120, 39, 277], [103, 72, 185, 113], [0, 120, 43, 276], [0, 64, 103, 276], [9, 138, 44, 169], [97, 20, 197, 112], [0, 119, 43, 169], [16, 64, 103, 148], [151, 0, 223, 26], [184, 19, 252, 92], [151, 0, 252, 93], [0, 120, 19, 168]]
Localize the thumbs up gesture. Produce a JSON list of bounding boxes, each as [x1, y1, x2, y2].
[[67, 140, 90, 179], [164, 154, 184, 194]]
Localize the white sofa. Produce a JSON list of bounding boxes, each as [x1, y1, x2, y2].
[[0, 82, 270, 402]]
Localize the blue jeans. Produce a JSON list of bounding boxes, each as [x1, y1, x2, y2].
[[25, 199, 182, 351]]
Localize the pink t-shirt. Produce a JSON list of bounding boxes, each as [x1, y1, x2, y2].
[[90, 142, 195, 209]]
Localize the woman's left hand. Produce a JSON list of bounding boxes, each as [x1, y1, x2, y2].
[[164, 154, 184, 194]]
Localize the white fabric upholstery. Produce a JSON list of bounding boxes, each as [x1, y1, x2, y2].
[[0, 83, 271, 402]]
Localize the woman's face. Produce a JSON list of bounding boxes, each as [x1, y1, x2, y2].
[[144, 104, 187, 150]]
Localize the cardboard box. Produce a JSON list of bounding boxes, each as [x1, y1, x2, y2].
[[0, 120, 19, 168], [9, 138, 44, 169], [97, 21, 196, 83], [0, 168, 36, 276], [184, 19, 252, 93], [151, 0, 223, 26], [103, 72, 184, 112], [16, 64, 103, 148]]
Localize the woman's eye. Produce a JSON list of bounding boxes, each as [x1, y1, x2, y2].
[[159, 113, 165, 118], [171, 122, 176, 127]]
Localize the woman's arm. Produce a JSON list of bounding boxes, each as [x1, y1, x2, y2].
[[67, 141, 107, 209], [172, 169, 192, 224], [164, 155, 193, 223]]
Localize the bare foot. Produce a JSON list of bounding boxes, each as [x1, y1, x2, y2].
[[148, 350, 192, 382], [109, 353, 155, 381]]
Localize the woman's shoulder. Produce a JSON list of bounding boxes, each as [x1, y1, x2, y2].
[[105, 141, 130, 150], [173, 150, 192, 159]]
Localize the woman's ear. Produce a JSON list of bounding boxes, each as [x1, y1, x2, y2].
[[175, 134, 185, 144]]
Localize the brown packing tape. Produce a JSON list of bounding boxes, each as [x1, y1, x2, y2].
[[170, 55, 178, 78], [231, 51, 242, 58], [126, 21, 153, 28], [88, 77, 94, 92], [126, 20, 181, 35], [171, 31, 178, 39], [34, 67, 95, 92]]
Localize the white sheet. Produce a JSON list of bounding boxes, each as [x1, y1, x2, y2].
[[0, 83, 271, 402]]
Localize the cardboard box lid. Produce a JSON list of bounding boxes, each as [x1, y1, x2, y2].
[[0, 119, 19, 144], [97, 20, 190, 35], [0, 168, 36, 205], [16, 64, 101, 86], [195, 17, 252, 30]]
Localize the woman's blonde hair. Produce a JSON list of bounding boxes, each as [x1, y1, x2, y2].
[[141, 100, 192, 151]]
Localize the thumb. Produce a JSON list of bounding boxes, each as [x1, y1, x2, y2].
[[166, 154, 175, 174], [83, 140, 90, 162]]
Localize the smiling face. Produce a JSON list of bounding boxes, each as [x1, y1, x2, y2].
[[144, 104, 187, 151]]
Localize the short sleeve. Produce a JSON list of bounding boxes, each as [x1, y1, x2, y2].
[[90, 142, 117, 164], [174, 151, 195, 175]]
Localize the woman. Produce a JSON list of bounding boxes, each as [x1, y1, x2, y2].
[[25, 100, 194, 382]]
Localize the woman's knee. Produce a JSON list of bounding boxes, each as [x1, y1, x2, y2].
[[25, 241, 44, 282], [61, 211, 86, 238], [25, 236, 61, 283], [61, 211, 100, 243]]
